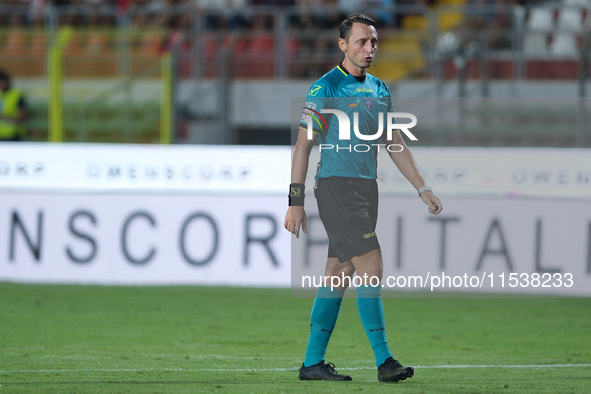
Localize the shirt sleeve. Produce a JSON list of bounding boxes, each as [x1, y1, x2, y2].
[[299, 82, 329, 135], [383, 83, 394, 113], [381, 83, 398, 130]]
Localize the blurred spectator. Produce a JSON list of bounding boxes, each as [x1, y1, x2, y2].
[[118, 0, 133, 13], [338, 0, 394, 27], [145, 0, 167, 13], [162, 14, 191, 52], [87, 13, 110, 52], [28, 0, 47, 25], [289, 0, 318, 77], [313, 0, 347, 69], [251, 0, 296, 5], [318, 0, 347, 29], [247, 14, 275, 77], [30, 14, 47, 55], [459, 0, 515, 51], [289, 0, 347, 77], [131, 12, 165, 54], [52, 0, 73, 7], [0, 70, 28, 142], [196, 0, 248, 31], [195, 0, 248, 11]]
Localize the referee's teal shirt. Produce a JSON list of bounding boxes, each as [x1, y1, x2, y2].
[[300, 63, 394, 180]]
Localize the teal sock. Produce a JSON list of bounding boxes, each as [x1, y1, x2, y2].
[[357, 285, 393, 367], [303, 286, 344, 367]]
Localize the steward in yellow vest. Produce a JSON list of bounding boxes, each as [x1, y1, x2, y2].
[[0, 70, 27, 141]]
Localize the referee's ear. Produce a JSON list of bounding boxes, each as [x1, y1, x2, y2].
[[338, 37, 347, 53]]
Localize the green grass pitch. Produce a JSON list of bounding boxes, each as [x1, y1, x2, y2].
[[0, 283, 590, 393]]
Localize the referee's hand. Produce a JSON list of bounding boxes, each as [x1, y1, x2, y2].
[[284, 206, 307, 238], [421, 191, 443, 215]]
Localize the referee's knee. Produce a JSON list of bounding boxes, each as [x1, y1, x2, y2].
[[325, 269, 355, 290], [366, 270, 383, 284]]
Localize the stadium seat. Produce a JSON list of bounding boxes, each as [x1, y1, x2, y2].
[[435, 0, 466, 30], [223, 32, 259, 78], [523, 7, 554, 56], [222, 32, 248, 54], [250, 32, 274, 54], [138, 30, 164, 55], [549, 6, 583, 56], [563, 0, 591, 6], [87, 29, 110, 53], [248, 32, 275, 78], [87, 29, 118, 77], [370, 36, 425, 82], [203, 31, 217, 54], [527, 6, 555, 30], [402, 15, 427, 30], [64, 32, 84, 54], [0, 29, 29, 77], [127, 27, 165, 76], [550, 32, 579, 56], [29, 30, 47, 56], [201, 32, 218, 78], [3, 29, 27, 55], [286, 36, 299, 55]]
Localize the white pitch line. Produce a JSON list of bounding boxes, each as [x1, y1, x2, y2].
[[0, 364, 590, 374], [396, 364, 591, 370]]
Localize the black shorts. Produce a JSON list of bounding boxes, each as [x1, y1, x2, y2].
[[314, 177, 380, 263]]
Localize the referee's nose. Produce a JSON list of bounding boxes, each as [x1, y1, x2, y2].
[[364, 41, 376, 56]]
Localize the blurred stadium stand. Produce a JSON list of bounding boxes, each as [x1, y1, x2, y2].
[[0, 0, 589, 145]]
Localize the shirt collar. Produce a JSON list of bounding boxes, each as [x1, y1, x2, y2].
[[338, 62, 366, 83]]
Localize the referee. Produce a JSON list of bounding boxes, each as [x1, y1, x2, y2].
[[284, 14, 443, 383]]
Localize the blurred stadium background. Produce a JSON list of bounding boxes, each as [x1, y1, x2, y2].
[[1, 0, 591, 145], [1, 0, 589, 287], [1, 0, 591, 392]]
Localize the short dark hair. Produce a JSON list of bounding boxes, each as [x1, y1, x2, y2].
[[0, 70, 10, 83], [339, 14, 376, 41]]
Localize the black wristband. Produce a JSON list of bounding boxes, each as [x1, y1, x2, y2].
[[288, 183, 305, 206]]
